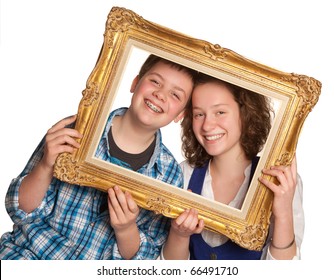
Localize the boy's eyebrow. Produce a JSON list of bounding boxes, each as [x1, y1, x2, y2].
[[149, 72, 187, 94]]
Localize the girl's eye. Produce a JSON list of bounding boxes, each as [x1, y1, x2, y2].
[[193, 112, 204, 119], [217, 111, 225, 115]]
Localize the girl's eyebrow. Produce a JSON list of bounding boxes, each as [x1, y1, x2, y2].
[[192, 103, 229, 110]]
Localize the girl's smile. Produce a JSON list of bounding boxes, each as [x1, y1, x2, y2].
[[203, 133, 225, 142]]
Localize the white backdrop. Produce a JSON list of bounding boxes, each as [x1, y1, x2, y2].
[[1, 0, 333, 278]]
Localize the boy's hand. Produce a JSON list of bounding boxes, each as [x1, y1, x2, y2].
[[18, 115, 82, 213], [41, 115, 82, 170], [107, 186, 140, 259], [107, 186, 140, 232], [259, 157, 297, 219], [170, 208, 204, 238]]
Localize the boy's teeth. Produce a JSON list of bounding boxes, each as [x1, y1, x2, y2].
[[145, 100, 162, 113]]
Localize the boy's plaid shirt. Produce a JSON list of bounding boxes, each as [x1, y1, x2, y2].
[[0, 108, 183, 259]]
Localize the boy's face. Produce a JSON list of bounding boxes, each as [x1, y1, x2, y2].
[[128, 61, 193, 130]]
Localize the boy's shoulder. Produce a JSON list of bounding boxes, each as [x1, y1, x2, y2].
[[158, 142, 180, 166], [155, 143, 183, 187], [156, 142, 182, 172]]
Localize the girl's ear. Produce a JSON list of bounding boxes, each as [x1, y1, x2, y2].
[[130, 75, 139, 93], [174, 110, 185, 123]]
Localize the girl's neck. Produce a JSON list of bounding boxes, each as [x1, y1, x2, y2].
[[210, 152, 251, 184], [209, 153, 251, 205]]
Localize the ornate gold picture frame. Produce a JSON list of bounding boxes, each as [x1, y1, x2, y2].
[[53, 6, 321, 250]]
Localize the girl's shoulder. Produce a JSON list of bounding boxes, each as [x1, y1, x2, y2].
[[180, 160, 197, 190]]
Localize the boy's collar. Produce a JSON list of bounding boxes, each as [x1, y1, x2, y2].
[[107, 107, 164, 174]]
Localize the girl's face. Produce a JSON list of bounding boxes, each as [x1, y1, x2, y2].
[[192, 81, 243, 159], [129, 61, 193, 131]]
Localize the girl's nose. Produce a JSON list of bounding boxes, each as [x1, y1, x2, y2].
[[202, 115, 215, 131]]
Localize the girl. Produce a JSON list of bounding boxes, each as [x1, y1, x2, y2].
[[162, 73, 304, 260]]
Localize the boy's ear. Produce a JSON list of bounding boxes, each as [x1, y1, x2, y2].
[[130, 75, 139, 93], [174, 110, 185, 123]]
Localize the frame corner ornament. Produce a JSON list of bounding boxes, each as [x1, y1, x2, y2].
[[54, 153, 95, 185], [104, 7, 149, 48], [282, 73, 322, 118], [227, 209, 270, 251]]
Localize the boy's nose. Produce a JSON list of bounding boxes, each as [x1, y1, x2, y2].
[[152, 90, 167, 102]]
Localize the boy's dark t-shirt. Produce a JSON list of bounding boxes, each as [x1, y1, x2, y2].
[[107, 128, 156, 171]]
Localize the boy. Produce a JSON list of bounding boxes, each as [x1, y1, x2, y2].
[[0, 55, 196, 260]]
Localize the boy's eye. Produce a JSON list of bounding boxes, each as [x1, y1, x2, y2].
[[171, 92, 180, 100], [217, 111, 225, 115], [150, 79, 160, 86]]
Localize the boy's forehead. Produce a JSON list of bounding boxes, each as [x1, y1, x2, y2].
[[148, 61, 194, 84]]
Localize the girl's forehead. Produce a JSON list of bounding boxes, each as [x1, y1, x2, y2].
[[193, 82, 234, 100]]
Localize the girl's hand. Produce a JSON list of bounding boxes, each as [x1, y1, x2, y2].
[[107, 186, 139, 233], [170, 208, 204, 238], [259, 157, 297, 219], [41, 115, 82, 169]]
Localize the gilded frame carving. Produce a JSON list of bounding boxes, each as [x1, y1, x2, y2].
[[53, 7, 321, 250]]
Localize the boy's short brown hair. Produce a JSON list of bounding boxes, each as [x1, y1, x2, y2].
[[138, 54, 197, 86]]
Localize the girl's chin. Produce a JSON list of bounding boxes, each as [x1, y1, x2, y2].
[[202, 142, 227, 154]]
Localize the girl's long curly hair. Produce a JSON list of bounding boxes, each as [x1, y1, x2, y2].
[[181, 73, 273, 167]]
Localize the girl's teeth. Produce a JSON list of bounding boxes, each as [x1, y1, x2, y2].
[[205, 134, 223, 141]]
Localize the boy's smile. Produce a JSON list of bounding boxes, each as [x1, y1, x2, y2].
[[145, 99, 163, 113]]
